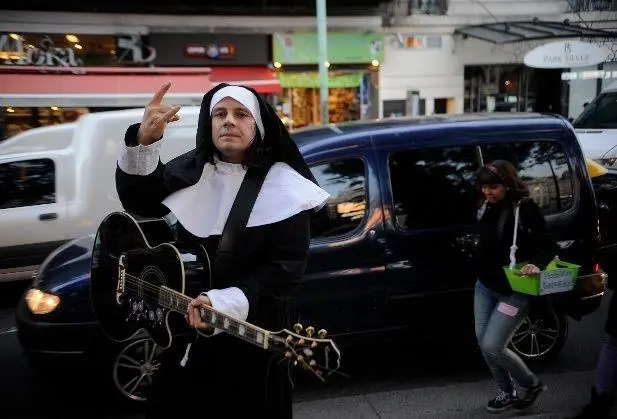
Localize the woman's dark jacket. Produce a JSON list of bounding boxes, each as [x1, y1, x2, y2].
[[475, 197, 557, 295]]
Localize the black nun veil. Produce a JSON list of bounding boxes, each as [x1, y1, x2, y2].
[[163, 82, 317, 191]]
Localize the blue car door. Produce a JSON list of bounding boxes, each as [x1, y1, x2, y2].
[[289, 143, 388, 337]]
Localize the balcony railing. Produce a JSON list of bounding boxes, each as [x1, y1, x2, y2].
[[567, 0, 617, 12], [382, 0, 450, 18]]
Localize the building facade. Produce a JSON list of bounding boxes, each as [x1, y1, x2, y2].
[[379, 0, 617, 118]]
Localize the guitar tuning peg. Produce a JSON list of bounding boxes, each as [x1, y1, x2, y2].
[[285, 351, 292, 359], [309, 360, 316, 367], [318, 328, 327, 338], [306, 326, 315, 337], [294, 323, 303, 333]]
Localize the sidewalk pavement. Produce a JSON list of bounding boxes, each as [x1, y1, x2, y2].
[[294, 369, 602, 418]]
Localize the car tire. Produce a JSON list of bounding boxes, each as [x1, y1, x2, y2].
[[92, 336, 162, 409], [509, 306, 568, 364]]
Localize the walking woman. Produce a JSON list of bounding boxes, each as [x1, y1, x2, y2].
[[474, 160, 557, 414]]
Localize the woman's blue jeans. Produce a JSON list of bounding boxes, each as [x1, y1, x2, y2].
[[474, 280, 538, 394]]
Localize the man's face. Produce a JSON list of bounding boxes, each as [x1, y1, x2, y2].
[[211, 97, 257, 163]]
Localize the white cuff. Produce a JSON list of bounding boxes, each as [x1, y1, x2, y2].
[[117, 141, 163, 176], [198, 287, 249, 337]]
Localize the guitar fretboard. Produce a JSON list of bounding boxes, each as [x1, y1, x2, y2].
[[158, 286, 269, 349]]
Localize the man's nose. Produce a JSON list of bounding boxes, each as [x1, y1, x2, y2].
[[224, 114, 237, 125]]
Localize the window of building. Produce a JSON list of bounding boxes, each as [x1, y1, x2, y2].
[[0, 159, 56, 209], [482, 141, 574, 215], [309, 158, 367, 239], [389, 146, 480, 230]]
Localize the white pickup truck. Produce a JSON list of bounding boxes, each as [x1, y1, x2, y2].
[[0, 107, 201, 282]]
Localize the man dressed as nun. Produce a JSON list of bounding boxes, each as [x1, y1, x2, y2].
[[116, 82, 329, 418]]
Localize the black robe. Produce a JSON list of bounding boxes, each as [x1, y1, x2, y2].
[[116, 131, 311, 419]]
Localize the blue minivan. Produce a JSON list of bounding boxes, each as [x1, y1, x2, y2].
[[15, 112, 608, 405]]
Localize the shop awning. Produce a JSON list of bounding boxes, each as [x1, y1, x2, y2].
[[0, 66, 212, 107], [209, 66, 281, 94], [454, 20, 617, 44]]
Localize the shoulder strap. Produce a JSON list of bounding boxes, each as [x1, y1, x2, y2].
[[217, 164, 271, 257], [508, 202, 521, 269]]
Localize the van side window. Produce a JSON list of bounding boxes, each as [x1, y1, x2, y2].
[[389, 147, 479, 230], [0, 159, 56, 209], [482, 141, 573, 215], [309, 158, 367, 239]]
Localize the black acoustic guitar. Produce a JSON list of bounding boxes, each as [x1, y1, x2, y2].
[[90, 211, 341, 381]]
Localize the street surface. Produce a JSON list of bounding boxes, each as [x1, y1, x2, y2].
[[0, 280, 614, 418]]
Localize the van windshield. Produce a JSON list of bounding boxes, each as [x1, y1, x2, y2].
[[573, 91, 617, 129]]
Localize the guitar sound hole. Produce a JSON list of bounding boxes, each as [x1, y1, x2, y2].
[[138, 266, 166, 300]]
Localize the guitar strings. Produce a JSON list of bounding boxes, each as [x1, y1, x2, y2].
[[120, 275, 264, 343], [116, 274, 335, 371]]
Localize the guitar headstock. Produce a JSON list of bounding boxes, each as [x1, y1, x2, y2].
[[270, 323, 342, 382]]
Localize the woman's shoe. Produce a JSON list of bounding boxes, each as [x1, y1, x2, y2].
[[513, 379, 547, 412], [486, 390, 518, 413]]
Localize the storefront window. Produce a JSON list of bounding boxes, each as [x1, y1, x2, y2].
[[1, 33, 121, 67], [465, 64, 567, 117], [1, 107, 88, 140], [276, 70, 376, 129]]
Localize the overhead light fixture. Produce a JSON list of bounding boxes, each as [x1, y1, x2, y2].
[[74, 44, 83, 50], [273, 61, 282, 69], [9, 33, 19, 40], [371, 60, 380, 67], [66, 34, 79, 43]]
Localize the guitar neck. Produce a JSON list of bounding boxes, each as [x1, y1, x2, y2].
[[158, 286, 270, 349]]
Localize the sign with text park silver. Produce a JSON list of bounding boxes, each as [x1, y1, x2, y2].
[[524, 41, 608, 69]]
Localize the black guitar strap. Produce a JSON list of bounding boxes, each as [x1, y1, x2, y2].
[[216, 163, 271, 259]]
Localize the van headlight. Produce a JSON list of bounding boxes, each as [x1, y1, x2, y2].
[[25, 288, 60, 315]]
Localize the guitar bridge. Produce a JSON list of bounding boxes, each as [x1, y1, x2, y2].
[[116, 254, 126, 304]]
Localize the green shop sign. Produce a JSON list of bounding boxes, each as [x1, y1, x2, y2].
[[272, 32, 384, 65], [278, 72, 363, 88]]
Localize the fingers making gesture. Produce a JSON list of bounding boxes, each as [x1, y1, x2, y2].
[[137, 82, 181, 146]]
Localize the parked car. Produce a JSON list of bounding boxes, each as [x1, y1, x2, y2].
[[0, 108, 201, 282], [15, 112, 609, 406], [573, 80, 617, 165]]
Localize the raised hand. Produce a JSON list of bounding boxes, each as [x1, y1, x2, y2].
[[137, 82, 181, 146]]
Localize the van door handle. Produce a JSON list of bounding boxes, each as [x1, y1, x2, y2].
[[39, 213, 58, 221]]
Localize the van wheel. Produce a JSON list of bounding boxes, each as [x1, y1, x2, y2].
[[509, 307, 568, 363], [104, 337, 162, 407]]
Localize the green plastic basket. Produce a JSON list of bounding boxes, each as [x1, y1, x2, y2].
[[504, 258, 581, 296]]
